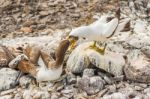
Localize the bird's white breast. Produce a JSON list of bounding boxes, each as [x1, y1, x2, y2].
[[87, 25, 107, 42], [36, 66, 63, 82]]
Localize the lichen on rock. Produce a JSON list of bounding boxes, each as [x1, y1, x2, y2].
[[67, 42, 125, 76]]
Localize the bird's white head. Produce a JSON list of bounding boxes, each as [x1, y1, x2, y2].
[[67, 26, 90, 51], [69, 26, 90, 39]]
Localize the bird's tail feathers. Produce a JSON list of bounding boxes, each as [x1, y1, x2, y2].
[[104, 18, 119, 38], [116, 18, 130, 33]]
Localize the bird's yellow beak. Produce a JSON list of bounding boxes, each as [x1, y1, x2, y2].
[[67, 35, 78, 51]]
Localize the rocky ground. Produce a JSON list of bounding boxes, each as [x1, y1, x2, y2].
[[0, 0, 119, 39], [0, 0, 150, 99]]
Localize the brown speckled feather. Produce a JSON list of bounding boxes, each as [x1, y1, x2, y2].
[[55, 39, 70, 66], [17, 39, 70, 77], [40, 39, 70, 69], [40, 51, 55, 68], [0, 45, 14, 67], [24, 44, 40, 64], [18, 60, 37, 76]]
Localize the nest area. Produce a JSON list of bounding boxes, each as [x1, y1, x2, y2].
[[0, 0, 150, 99]]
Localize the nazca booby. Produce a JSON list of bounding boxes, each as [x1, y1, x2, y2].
[[68, 15, 119, 54]]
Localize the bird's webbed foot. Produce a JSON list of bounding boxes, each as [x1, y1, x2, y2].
[[89, 42, 107, 55]]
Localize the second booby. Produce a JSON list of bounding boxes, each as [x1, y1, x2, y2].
[[68, 15, 119, 54]]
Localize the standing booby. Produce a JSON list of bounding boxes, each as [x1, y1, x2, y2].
[[68, 15, 119, 54]]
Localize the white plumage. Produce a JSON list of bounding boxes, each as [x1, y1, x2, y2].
[[36, 56, 63, 82], [36, 66, 63, 82], [69, 15, 119, 42]]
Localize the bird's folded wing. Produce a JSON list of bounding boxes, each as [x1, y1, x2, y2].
[[24, 44, 40, 64], [40, 51, 55, 68], [102, 18, 119, 37]]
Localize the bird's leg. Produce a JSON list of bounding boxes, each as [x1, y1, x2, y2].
[[94, 43, 107, 55], [89, 41, 96, 48], [93, 41, 96, 47], [89, 41, 107, 55], [101, 43, 107, 55]]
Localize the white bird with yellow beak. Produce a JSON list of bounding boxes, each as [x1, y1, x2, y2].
[[68, 15, 119, 54]]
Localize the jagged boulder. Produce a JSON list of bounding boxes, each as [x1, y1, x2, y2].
[[0, 68, 19, 91], [67, 42, 125, 77], [124, 50, 150, 83]]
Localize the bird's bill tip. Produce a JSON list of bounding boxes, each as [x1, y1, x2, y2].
[[66, 35, 78, 51], [66, 35, 78, 44]]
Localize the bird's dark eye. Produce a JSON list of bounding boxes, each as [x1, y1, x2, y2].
[[83, 37, 86, 40], [107, 17, 114, 22], [74, 36, 79, 40], [17, 47, 23, 51]]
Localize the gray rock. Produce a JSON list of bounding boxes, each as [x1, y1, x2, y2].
[[9, 54, 28, 69], [0, 68, 19, 91], [23, 86, 51, 99], [19, 75, 33, 88], [67, 44, 90, 73], [0, 45, 14, 67], [51, 92, 60, 99], [77, 75, 104, 95], [144, 88, 150, 93], [67, 73, 77, 84], [39, 11, 49, 16], [126, 91, 148, 99], [134, 19, 147, 34], [134, 85, 143, 91], [59, 97, 68, 99], [0, 88, 16, 96], [118, 84, 134, 94], [141, 46, 150, 58], [83, 69, 94, 77], [107, 85, 116, 94], [61, 86, 76, 98], [0, 0, 12, 8], [14, 93, 22, 99], [126, 20, 150, 49], [67, 42, 125, 76], [97, 71, 113, 84], [41, 92, 51, 99], [53, 82, 64, 91], [37, 24, 46, 30], [0, 95, 13, 99], [127, 49, 143, 61], [102, 92, 127, 99], [124, 53, 150, 82]]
